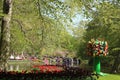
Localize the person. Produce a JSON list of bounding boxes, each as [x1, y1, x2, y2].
[[56, 57, 62, 66], [62, 57, 66, 66], [73, 57, 77, 67], [43, 57, 49, 65]]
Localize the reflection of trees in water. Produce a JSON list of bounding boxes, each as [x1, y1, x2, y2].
[[9, 65, 19, 71], [7, 60, 31, 71]]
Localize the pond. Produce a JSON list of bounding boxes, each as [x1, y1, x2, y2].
[[7, 60, 40, 71]]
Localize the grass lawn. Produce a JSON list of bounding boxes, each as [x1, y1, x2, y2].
[[98, 74, 120, 80]]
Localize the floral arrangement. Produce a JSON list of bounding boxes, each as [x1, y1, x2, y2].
[[87, 38, 108, 56]]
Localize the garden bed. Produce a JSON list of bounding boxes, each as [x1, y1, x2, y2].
[[0, 65, 98, 80]]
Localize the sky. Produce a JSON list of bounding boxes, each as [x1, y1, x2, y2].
[[72, 13, 90, 27], [72, 14, 86, 26]]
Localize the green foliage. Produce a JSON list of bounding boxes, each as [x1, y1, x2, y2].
[[76, 0, 120, 61], [0, 0, 119, 59], [0, 0, 3, 29], [112, 48, 120, 51], [10, 22, 28, 53], [98, 74, 120, 80], [7, 0, 82, 56]]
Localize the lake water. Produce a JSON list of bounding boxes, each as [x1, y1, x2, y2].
[[7, 60, 40, 71]]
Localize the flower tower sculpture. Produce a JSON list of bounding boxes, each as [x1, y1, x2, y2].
[[87, 38, 108, 75]]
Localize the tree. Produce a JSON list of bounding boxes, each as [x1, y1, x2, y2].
[[77, 0, 120, 72], [0, 0, 12, 71], [9, 0, 83, 56], [111, 48, 120, 73]]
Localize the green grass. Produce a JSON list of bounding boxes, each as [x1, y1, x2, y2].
[[98, 74, 120, 80]]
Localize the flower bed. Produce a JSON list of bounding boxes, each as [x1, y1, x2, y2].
[[0, 65, 98, 80], [32, 65, 63, 73]]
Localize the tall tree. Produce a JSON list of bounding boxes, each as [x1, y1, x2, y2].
[[10, 0, 81, 55], [77, 0, 120, 72], [0, 0, 12, 71]]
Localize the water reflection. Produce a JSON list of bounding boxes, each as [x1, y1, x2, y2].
[[9, 65, 13, 71], [7, 60, 32, 71], [16, 65, 19, 71]]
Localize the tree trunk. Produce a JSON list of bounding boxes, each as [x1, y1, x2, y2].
[[111, 51, 120, 73], [0, 0, 12, 71]]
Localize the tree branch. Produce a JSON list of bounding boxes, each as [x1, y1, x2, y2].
[[12, 18, 26, 37]]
